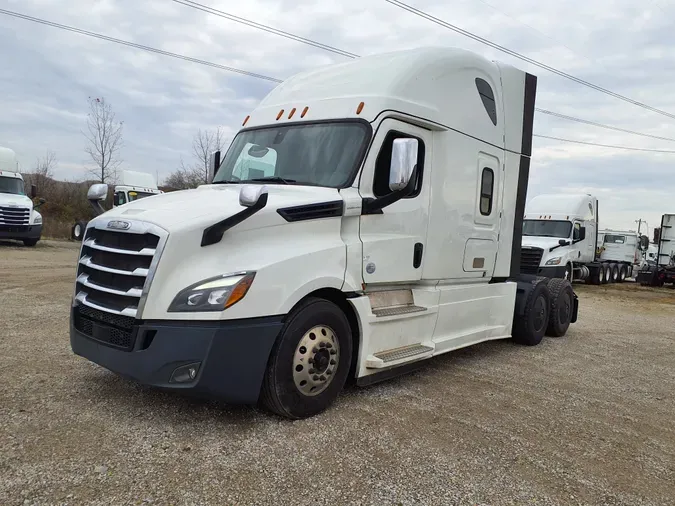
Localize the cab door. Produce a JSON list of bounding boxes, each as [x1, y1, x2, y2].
[[358, 118, 431, 284]]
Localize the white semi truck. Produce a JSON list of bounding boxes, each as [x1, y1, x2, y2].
[[0, 146, 45, 246], [637, 213, 675, 286], [69, 47, 579, 419], [71, 170, 163, 241], [520, 194, 648, 284]]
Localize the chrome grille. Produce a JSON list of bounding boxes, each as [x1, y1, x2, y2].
[[520, 247, 544, 274], [0, 206, 30, 226], [73, 221, 167, 319]]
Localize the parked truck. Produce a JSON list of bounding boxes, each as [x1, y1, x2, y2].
[[637, 214, 675, 286], [69, 46, 579, 419], [0, 146, 45, 246], [71, 170, 162, 241], [520, 194, 648, 284]]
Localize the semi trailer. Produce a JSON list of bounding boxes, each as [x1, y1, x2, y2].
[[0, 146, 45, 246], [637, 213, 675, 287], [520, 193, 648, 284], [71, 170, 162, 241], [69, 46, 579, 419]]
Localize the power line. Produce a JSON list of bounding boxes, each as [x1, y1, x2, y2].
[[173, 0, 675, 144], [535, 109, 675, 143], [0, 8, 282, 83], [3, 8, 675, 155], [170, 0, 358, 59], [534, 135, 675, 153], [384, 0, 675, 121]]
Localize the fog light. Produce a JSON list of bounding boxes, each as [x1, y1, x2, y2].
[[170, 362, 201, 383]]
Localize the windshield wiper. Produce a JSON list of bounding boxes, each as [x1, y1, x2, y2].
[[212, 180, 241, 184], [244, 176, 296, 185]]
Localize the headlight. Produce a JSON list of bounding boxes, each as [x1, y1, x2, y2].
[[545, 257, 562, 265], [168, 272, 255, 312], [33, 215, 42, 225]]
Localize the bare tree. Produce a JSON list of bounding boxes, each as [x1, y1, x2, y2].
[[189, 127, 227, 184], [164, 158, 206, 190], [83, 96, 123, 183], [26, 151, 58, 195]]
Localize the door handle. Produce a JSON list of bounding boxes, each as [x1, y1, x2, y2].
[[413, 243, 423, 268]]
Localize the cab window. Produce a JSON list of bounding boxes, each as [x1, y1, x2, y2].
[[573, 223, 581, 240], [114, 191, 127, 206]]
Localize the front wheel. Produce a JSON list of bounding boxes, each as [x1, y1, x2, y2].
[[260, 297, 353, 419], [23, 238, 39, 247]]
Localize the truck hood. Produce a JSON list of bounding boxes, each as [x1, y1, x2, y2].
[[521, 235, 568, 252], [94, 184, 343, 232], [0, 193, 32, 208]]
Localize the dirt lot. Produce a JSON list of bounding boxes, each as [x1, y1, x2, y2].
[[1, 240, 674, 506]]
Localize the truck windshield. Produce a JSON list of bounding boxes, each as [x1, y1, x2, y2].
[[522, 220, 572, 238], [0, 176, 24, 195], [213, 121, 370, 188]]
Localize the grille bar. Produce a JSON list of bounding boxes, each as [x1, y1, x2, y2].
[[0, 206, 30, 225], [75, 291, 138, 317], [79, 255, 150, 277], [77, 273, 143, 297], [83, 238, 156, 256]]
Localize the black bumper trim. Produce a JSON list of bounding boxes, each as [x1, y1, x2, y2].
[[70, 311, 285, 404], [0, 224, 42, 240], [535, 265, 567, 278]]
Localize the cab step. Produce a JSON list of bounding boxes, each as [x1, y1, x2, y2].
[[366, 343, 434, 369], [367, 289, 427, 318]]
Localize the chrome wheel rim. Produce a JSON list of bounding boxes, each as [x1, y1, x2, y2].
[[292, 325, 339, 396], [74, 224, 81, 236]]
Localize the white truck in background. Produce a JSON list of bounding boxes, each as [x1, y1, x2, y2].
[[0, 146, 45, 247], [520, 194, 648, 284], [637, 213, 675, 286], [69, 47, 580, 419], [71, 170, 163, 241]]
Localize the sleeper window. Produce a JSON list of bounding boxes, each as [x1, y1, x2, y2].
[[373, 131, 425, 198], [479, 168, 494, 215]]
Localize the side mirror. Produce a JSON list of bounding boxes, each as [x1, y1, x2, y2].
[[87, 183, 108, 201], [389, 138, 418, 192], [639, 235, 650, 250], [578, 226, 586, 241], [31, 184, 38, 199], [239, 184, 268, 207], [208, 150, 221, 183]]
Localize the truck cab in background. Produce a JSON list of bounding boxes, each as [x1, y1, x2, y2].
[[521, 193, 648, 284], [0, 146, 45, 247], [70, 47, 579, 419], [71, 170, 163, 241]]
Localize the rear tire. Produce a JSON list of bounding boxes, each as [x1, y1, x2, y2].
[[610, 264, 619, 283], [512, 279, 551, 346], [618, 265, 628, 282], [589, 266, 603, 285], [545, 278, 574, 337], [602, 264, 611, 284], [71, 221, 86, 241], [260, 297, 353, 419]]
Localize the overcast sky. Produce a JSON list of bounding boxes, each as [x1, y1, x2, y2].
[[1, 0, 674, 233]]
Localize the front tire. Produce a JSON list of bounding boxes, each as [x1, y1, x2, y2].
[[23, 238, 39, 247], [260, 297, 353, 419], [512, 279, 551, 346]]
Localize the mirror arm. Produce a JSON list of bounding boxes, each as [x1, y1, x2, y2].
[[362, 169, 417, 215], [88, 199, 106, 217], [201, 193, 268, 247]]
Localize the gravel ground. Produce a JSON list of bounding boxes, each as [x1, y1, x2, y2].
[[1, 240, 674, 506]]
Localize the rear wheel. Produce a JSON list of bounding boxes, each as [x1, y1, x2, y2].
[[618, 265, 628, 282], [602, 264, 611, 284], [71, 220, 86, 241], [260, 297, 353, 419], [610, 264, 619, 282], [589, 265, 603, 285], [512, 279, 551, 346], [545, 278, 574, 337]]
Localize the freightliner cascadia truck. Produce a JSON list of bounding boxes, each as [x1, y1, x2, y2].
[[69, 47, 579, 419]]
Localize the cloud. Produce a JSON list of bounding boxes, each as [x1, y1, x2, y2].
[[1, 0, 674, 230]]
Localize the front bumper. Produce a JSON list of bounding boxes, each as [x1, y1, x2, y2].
[[70, 305, 284, 404], [0, 224, 42, 240], [535, 265, 567, 278]]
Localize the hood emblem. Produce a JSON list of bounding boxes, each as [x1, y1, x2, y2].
[[107, 220, 131, 230]]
